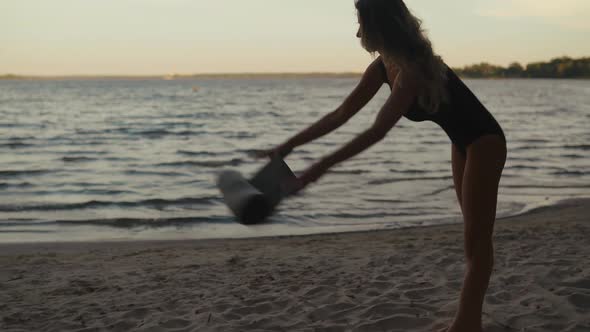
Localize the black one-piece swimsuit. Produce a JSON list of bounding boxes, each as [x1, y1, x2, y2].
[[380, 60, 506, 156]]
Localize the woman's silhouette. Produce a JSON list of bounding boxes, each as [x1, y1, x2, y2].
[[257, 1, 506, 330]]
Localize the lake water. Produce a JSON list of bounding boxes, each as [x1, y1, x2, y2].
[[1, 78, 589, 243]]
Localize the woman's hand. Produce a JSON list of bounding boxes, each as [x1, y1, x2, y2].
[[280, 176, 305, 196], [279, 161, 329, 197], [297, 160, 331, 191], [251, 144, 293, 159]]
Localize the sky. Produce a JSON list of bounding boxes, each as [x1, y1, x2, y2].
[[1, 0, 589, 75]]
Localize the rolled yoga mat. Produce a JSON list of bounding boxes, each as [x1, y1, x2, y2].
[[217, 157, 297, 225]]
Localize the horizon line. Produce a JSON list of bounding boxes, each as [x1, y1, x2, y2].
[[0, 72, 365, 80], [3, 56, 587, 79]]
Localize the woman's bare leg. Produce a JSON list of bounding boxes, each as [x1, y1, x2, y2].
[[448, 135, 506, 331], [451, 144, 466, 209]]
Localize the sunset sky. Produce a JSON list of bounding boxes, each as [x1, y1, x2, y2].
[[2, 0, 589, 75]]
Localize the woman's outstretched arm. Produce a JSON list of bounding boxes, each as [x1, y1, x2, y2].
[[298, 70, 418, 186], [271, 58, 387, 156]]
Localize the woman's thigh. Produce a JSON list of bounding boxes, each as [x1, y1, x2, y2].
[[451, 144, 467, 209], [461, 135, 507, 259]]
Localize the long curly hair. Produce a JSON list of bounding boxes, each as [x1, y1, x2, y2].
[[355, 0, 448, 113]]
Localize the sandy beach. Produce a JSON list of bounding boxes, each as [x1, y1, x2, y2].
[[1, 198, 589, 332]]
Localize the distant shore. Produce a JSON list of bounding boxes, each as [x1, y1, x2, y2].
[[2, 73, 589, 81], [3, 56, 588, 80]]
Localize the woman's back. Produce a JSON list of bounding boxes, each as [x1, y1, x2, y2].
[[380, 60, 505, 154]]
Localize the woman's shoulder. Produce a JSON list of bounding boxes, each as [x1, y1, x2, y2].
[[379, 56, 408, 86]]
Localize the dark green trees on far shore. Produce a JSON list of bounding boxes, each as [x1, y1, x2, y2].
[[453, 57, 590, 78]]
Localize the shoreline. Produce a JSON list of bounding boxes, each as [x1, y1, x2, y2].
[[0, 197, 585, 253], [0, 197, 586, 252]]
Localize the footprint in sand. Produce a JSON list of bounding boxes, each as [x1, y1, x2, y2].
[[561, 277, 590, 290], [159, 318, 191, 328], [567, 293, 590, 310]]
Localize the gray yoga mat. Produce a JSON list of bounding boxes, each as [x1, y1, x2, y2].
[[217, 157, 297, 225]]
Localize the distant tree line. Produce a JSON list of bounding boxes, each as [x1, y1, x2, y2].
[[2, 56, 589, 79], [0, 74, 21, 79], [453, 57, 590, 78]]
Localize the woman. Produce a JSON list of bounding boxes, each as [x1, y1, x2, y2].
[[256, 0, 506, 331]]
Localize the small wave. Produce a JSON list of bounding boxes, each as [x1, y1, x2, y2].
[[61, 156, 97, 163], [0, 230, 55, 234], [511, 145, 540, 151], [43, 139, 105, 147], [0, 219, 50, 227], [552, 170, 589, 176], [4, 123, 47, 130], [74, 128, 124, 136], [315, 141, 340, 147], [330, 169, 370, 175], [561, 153, 586, 159], [173, 112, 218, 119], [59, 150, 109, 155], [236, 148, 268, 156], [509, 157, 542, 162], [0, 169, 53, 178], [0, 142, 34, 149], [103, 156, 140, 162], [0, 182, 33, 189], [75, 128, 202, 139], [50, 182, 110, 188], [507, 164, 541, 170], [368, 175, 453, 185], [133, 129, 204, 138], [3, 135, 36, 140], [177, 150, 228, 157], [156, 158, 243, 168], [363, 198, 408, 204], [563, 144, 590, 151], [124, 170, 191, 177], [301, 211, 420, 219], [536, 107, 572, 116], [0, 196, 219, 212], [393, 169, 431, 174], [55, 215, 232, 228], [12, 189, 135, 196], [426, 185, 455, 196], [148, 93, 184, 100], [510, 144, 587, 152], [160, 122, 205, 128], [515, 139, 549, 144], [420, 140, 446, 145], [265, 111, 281, 117], [222, 132, 258, 139], [503, 184, 590, 189]]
